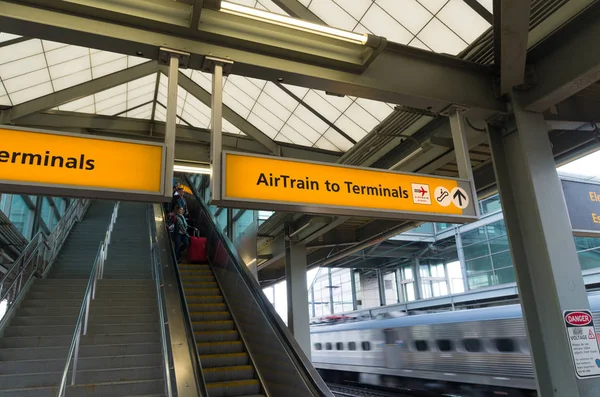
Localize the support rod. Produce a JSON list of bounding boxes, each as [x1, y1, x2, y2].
[[210, 62, 224, 203], [165, 54, 179, 197]]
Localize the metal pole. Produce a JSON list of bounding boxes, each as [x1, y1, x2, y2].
[[350, 269, 358, 311], [454, 230, 470, 292], [448, 109, 480, 218], [83, 288, 91, 335], [71, 325, 81, 385], [377, 269, 386, 306], [165, 54, 179, 198], [413, 258, 423, 300], [210, 62, 224, 203]]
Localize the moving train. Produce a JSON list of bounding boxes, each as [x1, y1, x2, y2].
[[310, 294, 600, 396]]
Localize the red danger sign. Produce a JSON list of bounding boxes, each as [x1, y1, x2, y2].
[[566, 312, 593, 326]]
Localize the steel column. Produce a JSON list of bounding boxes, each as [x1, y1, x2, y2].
[[164, 55, 179, 198], [350, 269, 358, 311], [455, 230, 470, 292], [377, 269, 386, 306], [449, 109, 480, 218], [210, 62, 224, 203], [413, 258, 423, 300], [488, 92, 600, 396], [284, 223, 311, 357]]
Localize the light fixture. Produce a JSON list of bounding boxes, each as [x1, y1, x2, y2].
[[219, 1, 368, 45], [173, 164, 211, 175], [391, 147, 423, 170]]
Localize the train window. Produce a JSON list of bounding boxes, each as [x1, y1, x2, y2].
[[464, 338, 482, 352], [437, 339, 453, 351], [348, 342, 357, 351], [336, 342, 344, 350], [361, 341, 371, 351], [314, 343, 322, 350], [325, 343, 332, 350], [415, 340, 428, 351], [495, 338, 516, 353]]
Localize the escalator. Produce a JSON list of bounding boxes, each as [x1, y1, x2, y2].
[[155, 177, 333, 397], [179, 264, 261, 397]]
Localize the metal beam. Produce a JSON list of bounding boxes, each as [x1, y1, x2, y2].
[[174, 69, 281, 155], [0, 61, 158, 122], [523, 3, 600, 111], [12, 111, 342, 162], [190, 0, 203, 29], [463, 0, 493, 24], [499, 0, 531, 94], [271, 0, 324, 24], [0, 0, 505, 118]]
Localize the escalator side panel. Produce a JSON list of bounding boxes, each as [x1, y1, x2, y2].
[[152, 204, 202, 397]]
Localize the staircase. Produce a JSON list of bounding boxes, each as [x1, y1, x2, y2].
[[0, 200, 166, 396], [179, 263, 264, 397]]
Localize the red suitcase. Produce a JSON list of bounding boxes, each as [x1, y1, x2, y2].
[[187, 230, 207, 264]]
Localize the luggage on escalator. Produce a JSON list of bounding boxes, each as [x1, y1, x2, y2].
[[187, 229, 207, 263]]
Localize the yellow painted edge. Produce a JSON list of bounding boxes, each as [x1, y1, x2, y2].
[[203, 365, 253, 373], [206, 379, 259, 388]]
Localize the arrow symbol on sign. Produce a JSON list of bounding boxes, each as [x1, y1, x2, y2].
[[453, 189, 467, 206]]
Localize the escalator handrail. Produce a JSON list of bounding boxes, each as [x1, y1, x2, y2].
[[159, 207, 210, 397], [184, 175, 333, 397]]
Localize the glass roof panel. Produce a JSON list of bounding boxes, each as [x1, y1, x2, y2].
[[0, 38, 149, 105], [477, 0, 493, 13], [283, 0, 490, 55], [0, 33, 20, 43]]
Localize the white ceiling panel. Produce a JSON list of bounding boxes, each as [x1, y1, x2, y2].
[[0, 33, 20, 43], [438, 0, 490, 43]]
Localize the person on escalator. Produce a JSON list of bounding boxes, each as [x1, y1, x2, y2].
[[170, 186, 188, 215], [174, 205, 190, 263]]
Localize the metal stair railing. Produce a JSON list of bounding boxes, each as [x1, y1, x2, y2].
[[56, 201, 120, 397], [146, 204, 174, 397], [0, 199, 91, 325]]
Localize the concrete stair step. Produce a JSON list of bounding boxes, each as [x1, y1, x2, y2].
[[11, 316, 78, 327], [21, 299, 82, 308], [0, 332, 160, 348], [190, 311, 231, 321], [0, 343, 159, 361], [18, 305, 157, 317], [193, 321, 234, 332], [0, 379, 165, 397], [202, 365, 254, 383], [194, 330, 239, 343], [0, 354, 162, 374], [200, 352, 249, 368], [85, 313, 158, 325], [197, 341, 243, 355], [5, 325, 75, 337], [0, 366, 163, 390], [86, 323, 159, 335], [27, 292, 86, 300], [206, 379, 260, 397]]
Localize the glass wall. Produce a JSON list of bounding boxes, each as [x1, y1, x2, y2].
[[0, 193, 70, 242]]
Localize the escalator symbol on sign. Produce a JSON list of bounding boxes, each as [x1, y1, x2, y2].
[[434, 187, 451, 207]]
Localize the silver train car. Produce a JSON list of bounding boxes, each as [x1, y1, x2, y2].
[[310, 294, 600, 395]]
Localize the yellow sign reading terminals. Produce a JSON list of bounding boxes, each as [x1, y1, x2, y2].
[[221, 152, 477, 223], [0, 127, 164, 200]]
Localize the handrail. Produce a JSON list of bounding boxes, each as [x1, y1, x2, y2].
[[161, 208, 210, 397], [183, 175, 333, 397], [147, 205, 174, 397], [56, 201, 120, 397], [0, 199, 90, 323]]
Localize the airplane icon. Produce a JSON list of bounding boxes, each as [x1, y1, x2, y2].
[[419, 186, 427, 196]]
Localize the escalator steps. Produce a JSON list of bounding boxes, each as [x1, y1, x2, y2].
[[180, 264, 264, 397]]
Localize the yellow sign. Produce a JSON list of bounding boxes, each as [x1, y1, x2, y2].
[[0, 127, 163, 194], [222, 152, 477, 222]]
